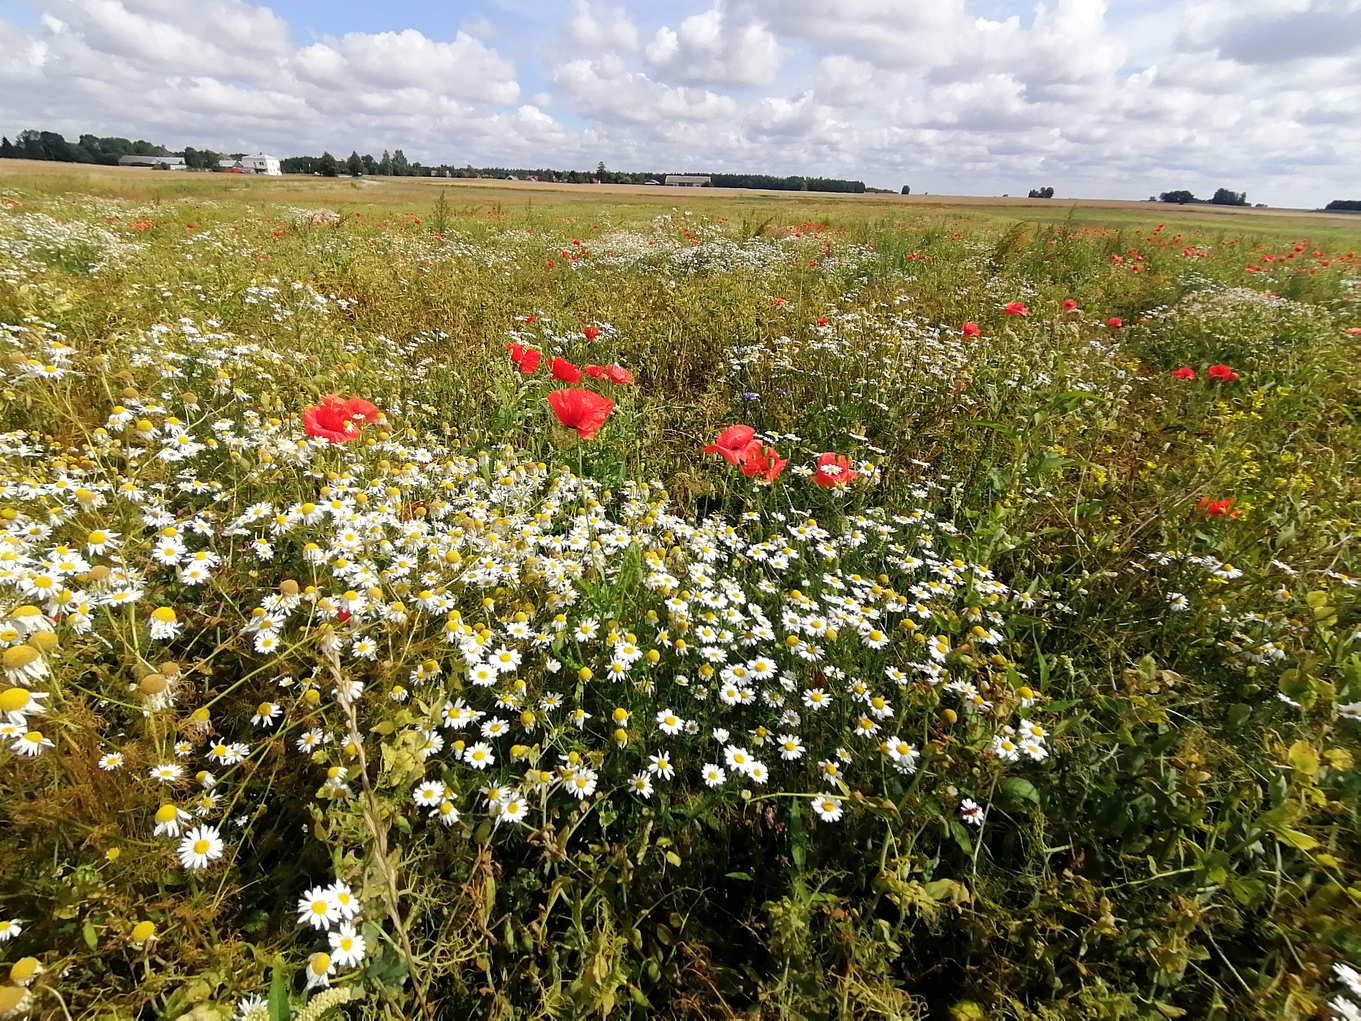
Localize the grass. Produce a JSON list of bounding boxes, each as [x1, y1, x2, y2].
[[0, 160, 1359, 1021]]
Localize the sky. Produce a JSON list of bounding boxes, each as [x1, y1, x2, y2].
[[0, 0, 1358, 208]]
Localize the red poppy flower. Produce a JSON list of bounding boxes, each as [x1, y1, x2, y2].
[[962, 322, 981, 337], [303, 395, 382, 444], [1197, 497, 1238, 518], [547, 388, 614, 439], [740, 443, 787, 482], [551, 357, 581, 383], [584, 364, 607, 379], [506, 342, 525, 363], [583, 326, 600, 341], [813, 452, 857, 489], [605, 364, 633, 385], [1170, 367, 1196, 380], [1347, 327, 1361, 336], [1003, 302, 1028, 316], [1107, 317, 1123, 328], [816, 317, 829, 325], [1207, 364, 1239, 381], [1062, 299, 1077, 311], [704, 425, 759, 467], [518, 349, 542, 374]]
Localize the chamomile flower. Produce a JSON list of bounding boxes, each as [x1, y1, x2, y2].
[[305, 952, 335, 990], [811, 795, 844, 822], [177, 824, 224, 869], [328, 923, 367, 969], [960, 799, 986, 826], [10, 729, 53, 755], [297, 886, 341, 930]]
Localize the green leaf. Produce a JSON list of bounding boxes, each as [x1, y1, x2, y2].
[[999, 777, 1041, 806], [82, 920, 98, 950], [724, 871, 754, 881], [268, 962, 291, 1021]]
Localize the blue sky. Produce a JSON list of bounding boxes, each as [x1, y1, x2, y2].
[[1, 0, 1359, 206]]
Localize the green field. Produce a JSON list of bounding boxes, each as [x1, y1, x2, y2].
[[1, 161, 1360, 1021]]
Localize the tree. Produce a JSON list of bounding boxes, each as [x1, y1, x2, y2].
[[378, 150, 392, 175], [345, 151, 363, 176], [1210, 187, 1247, 206], [901, 185, 910, 195], [1160, 190, 1197, 204], [1324, 199, 1361, 212], [1028, 186, 1055, 199], [391, 149, 410, 176], [318, 151, 339, 177], [361, 153, 378, 175]]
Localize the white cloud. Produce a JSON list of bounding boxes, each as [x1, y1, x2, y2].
[[294, 30, 519, 104], [566, 0, 639, 52], [647, 9, 784, 87], [553, 55, 738, 125]]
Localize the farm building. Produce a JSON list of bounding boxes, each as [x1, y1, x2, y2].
[[215, 154, 282, 175], [240, 154, 282, 175], [117, 155, 186, 169], [664, 175, 711, 187]]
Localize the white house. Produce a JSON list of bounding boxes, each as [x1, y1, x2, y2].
[[240, 153, 282, 176]]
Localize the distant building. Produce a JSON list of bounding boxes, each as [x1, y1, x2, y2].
[[665, 175, 711, 187], [118, 155, 185, 169], [215, 155, 281, 175], [644, 179, 661, 185], [240, 153, 282, 175]]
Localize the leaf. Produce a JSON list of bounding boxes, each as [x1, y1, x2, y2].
[[268, 962, 291, 1021], [724, 871, 754, 881], [1273, 827, 1320, 851], [82, 920, 98, 949], [922, 879, 972, 906], [998, 777, 1041, 806], [664, 850, 681, 867], [1287, 740, 1320, 777]]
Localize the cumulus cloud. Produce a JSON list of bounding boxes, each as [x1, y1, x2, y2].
[[1177, 0, 1361, 63], [553, 55, 738, 125], [646, 9, 783, 87], [566, 0, 639, 52]]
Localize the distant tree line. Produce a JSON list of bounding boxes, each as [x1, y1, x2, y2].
[[2, 128, 867, 193], [0, 129, 241, 167], [1028, 187, 1055, 199], [1325, 199, 1361, 212], [1159, 188, 1249, 206]]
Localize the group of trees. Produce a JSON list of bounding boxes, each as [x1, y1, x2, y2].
[[281, 150, 419, 176], [0, 129, 241, 167], [1159, 188, 1249, 206], [1028, 186, 1055, 199], [2, 126, 863, 194], [1325, 199, 1361, 212]]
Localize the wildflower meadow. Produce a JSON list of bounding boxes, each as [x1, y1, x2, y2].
[[0, 166, 1359, 1021]]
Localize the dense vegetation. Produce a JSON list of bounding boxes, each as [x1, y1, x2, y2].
[[0, 170, 1358, 1021]]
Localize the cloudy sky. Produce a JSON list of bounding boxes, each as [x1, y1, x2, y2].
[[1, 0, 1358, 207]]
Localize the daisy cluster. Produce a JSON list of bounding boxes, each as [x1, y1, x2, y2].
[[0, 315, 1058, 872]]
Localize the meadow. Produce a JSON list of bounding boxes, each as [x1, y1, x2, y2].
[[0, 161, 1359, 1021]]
